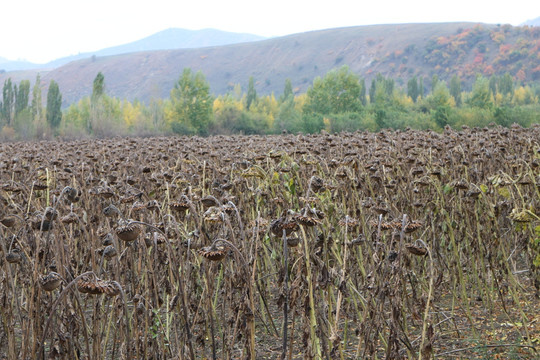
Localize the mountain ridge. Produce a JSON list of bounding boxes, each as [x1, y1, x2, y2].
[[0, 28, 266, 71], [1, 22, 539, 107], [522, 16, 540, 26]]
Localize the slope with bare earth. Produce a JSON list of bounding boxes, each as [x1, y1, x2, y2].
[[1, 22, 539, 106]]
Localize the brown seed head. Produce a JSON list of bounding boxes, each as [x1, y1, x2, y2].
[[116, 222, 141, 242], [198, 245, 227, 261], [40, 272, 63, 291]]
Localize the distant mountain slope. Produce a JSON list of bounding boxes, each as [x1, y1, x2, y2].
[[45, 28, 266, 69], [0, 57, 38, 72], [42, 23, 480, 105], [0, 28, 266, 71], [2, 22, 539, 107], [522, 16, 540, 26], [93, 28, 266, 55]]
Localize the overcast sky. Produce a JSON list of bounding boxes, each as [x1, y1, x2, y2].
[[1, 0, 537, 63]]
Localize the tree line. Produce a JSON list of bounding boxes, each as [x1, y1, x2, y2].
[[1, 65, 539, 140]]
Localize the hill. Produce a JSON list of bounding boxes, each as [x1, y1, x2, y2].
[[1, 22, 540, 106], [523, 17, 540, 26], [0, 57, 38, 72], [0, 28, 266, 71], [44, 28, 266, 69]]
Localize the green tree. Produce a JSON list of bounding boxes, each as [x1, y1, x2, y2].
[[31, 74, 43, 123], [489, 75, 498, 96], [303, 65, 363, 116], [426, 82, 454, 128], [15, 80, 30, 116], [407, 76, 419, 102], [359, 78, 367, 106], [46, 80, 62, 130], [279, 78, 293, 102], [498, 73, 514, 96], [369, 78, 376, 104], [431, 74, 439, 93], [92, 72, 105, 100], [168, 68, 213, 135], [449, 75, 462, 106], [275, 96, 301, 133], [246, 76, 257, 110], [494, 106, 511, 127], [370, 74, 395, 105], [372, 74, 396, 105], [384, 76, 395, 97], [427, 81, 453, 108], [213, 94, 243, 134], [2, 78, 14, 126], [467, 76, 493, 109], [374, 108, 386, 130]]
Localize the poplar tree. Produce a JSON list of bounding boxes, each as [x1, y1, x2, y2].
[[246, 76, 257, 110], [15, 80, 30, 116], [449, 75, 462, 106], [2, 78, 14, 126], [407, 76, 419, 102], [31, 74, 43, 122], [46, 80, 62, 129], [92, 72, 105, 100], [280, 78, 293, 102]]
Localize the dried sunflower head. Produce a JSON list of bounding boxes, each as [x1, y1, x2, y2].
[[144, 232, 167, 247], [103, 204, 121, 217], [31, 215, 53, 231], [0, 215, 17, 228], [60, 212, 79, 224], [2, 183, 22, 193], [131, 201, 147, 214], [200, 195, 218, 208], [404, 220, 423, 233], [40, 272, 63, 291], [170, 195, 191, 212], [369, 219, 392, 230], [198, 244, 227, 261], [249, 217, 269, 235], [286, 237, 300, 247], [203, 206, 225, 224], [6, 249, 22, 264], [97, 245, 118, 260], [405, 243, 428, 257], [64, 186, 80, 203], [44, 207, 58, 221], [388, 218, 423, 233], [339, 215, 359, 228], [451, 179, 469, 190], [295, 207, 322, 227], [270, 211, 299, 236], [373, 205, 390, 216], [116, 222, 141, 242], [309, 176, 325, 193], [77, 275, 122, 296], [32, 181, 48, 191]]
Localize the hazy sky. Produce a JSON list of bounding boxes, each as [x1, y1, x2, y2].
[[2, 0, 537, 63]]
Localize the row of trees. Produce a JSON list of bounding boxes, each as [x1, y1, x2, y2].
[[1, 65, 539, 140], [0, 75, 61, 139]]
